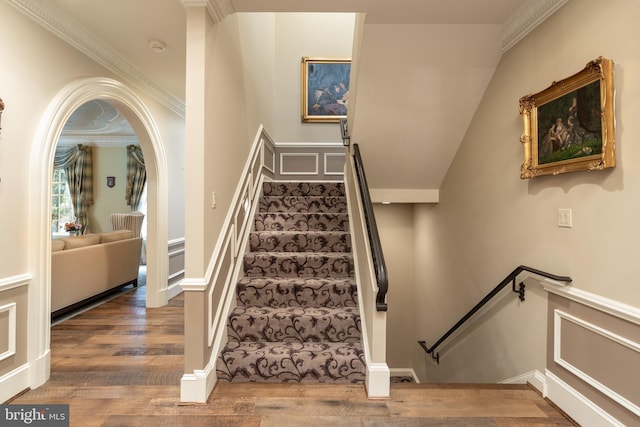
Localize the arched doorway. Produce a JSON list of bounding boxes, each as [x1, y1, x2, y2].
[[28, 77, 169, 387]]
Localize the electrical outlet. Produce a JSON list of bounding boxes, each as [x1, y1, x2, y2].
[[557, 208, 572, 228]]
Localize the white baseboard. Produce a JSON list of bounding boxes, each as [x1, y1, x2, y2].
[[167, 281, 183, 300], [545, 370, 624, 427], [180, 360, 216, 403], [390, 367, 420, 383], [29, 349, 50, 391], [500, 369, 546, 394], [366, 362, 390, 398], [0, 363, 30, 403]]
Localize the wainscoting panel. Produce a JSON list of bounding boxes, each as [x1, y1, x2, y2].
[[167, 238, 185, 299], [0, 274, 30, 402], [280, 153, 318, 176], [0, 303, 17, 362], [325, 153, 346, 176], [275, 143, 345, 181], [546, 291, 640, 426]]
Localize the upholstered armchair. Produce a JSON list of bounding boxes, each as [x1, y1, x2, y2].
[[110, 211, 145, 263]]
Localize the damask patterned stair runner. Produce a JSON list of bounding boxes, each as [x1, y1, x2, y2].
[[216, 182, 366, 383]]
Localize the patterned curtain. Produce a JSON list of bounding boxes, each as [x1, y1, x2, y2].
[[126, 145, 146, 211], [53, 144, 94, 233]]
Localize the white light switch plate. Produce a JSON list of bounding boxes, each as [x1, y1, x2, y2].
[[557, 208, 572, 228]]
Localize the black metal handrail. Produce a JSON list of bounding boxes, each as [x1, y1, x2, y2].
[[353, 143, 388, 311], [418, 265, 572, 363]]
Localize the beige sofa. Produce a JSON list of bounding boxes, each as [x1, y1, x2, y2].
[[51, 230, 143, 317]]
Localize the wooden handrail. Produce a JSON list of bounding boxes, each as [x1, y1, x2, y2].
[[353, 143, 388, 311]]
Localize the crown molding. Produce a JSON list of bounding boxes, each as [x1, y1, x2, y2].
[[181, 0, 235, 24], [7, 0, 185, 117], [501, 0, 571, 54]]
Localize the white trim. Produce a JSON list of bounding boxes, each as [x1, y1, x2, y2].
[[0, 363, 30, 403], [29, 348, 51, 390], [168, 237, 185, 248], [279, 153, 319, 176], [0, 303, 17, 362], [169, 270, 185, 282], [8, 0, 185, 117], [275, 141, 344, 148], [180, 360, 217, 403], [542, 280, 640, 326], [180, 277, 208, 292], [546, 370, 624, 427], [554, 310, 640, 416], [167, 280, 183, 300], [208, 227, 235, 347], [0, 274, 31, 293], [262, 142, 276, 175], [28, 77, 170, 397], [369, 188, 439, 204], [168, 248, 185, 258], [324, 152, 346, 176], [501, 0, 570, 53], [366, 363, 391, 398], [500, 369, 546, 395]]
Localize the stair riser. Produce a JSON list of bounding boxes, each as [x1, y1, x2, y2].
[[254, 213, 349, 232], [236, 279, 358, 308], [216, 341, 365, 383], [263, 182, 345, 197], [244, 253, 354, 278], [227, 307, 361, 343], [260, 196, 347, 213], [249, 232, 351, 252]]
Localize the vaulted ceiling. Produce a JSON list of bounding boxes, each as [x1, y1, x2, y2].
[[11, 0, 568, 190]]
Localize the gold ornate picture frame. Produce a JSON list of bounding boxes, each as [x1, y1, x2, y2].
[[301, 57, 351, 123], [519, 57, 615, 179]]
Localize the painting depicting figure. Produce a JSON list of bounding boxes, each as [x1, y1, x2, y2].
[[302, 58, 351, 122], [537, 80, 602, 165]]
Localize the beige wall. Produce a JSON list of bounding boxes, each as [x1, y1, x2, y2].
[[90, 146, 131, 233], [272, 13, 355, 143], [374, 204, 415, 368], [381, 0, 640, 384], [237, 13, 277, 136]]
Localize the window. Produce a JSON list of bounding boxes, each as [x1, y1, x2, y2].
[[52, 169, 74, 233]]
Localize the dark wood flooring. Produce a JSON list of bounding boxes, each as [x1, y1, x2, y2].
[[10, 285, 576, 426]]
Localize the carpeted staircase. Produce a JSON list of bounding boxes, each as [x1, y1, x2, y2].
[[216, 181, 366, 383]]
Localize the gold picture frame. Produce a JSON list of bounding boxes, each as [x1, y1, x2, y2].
[[519, 56, 615, 179], [301, 57, 351, 123]]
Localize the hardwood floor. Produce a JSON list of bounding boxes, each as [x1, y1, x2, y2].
[[10, 285, 576, 426]]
